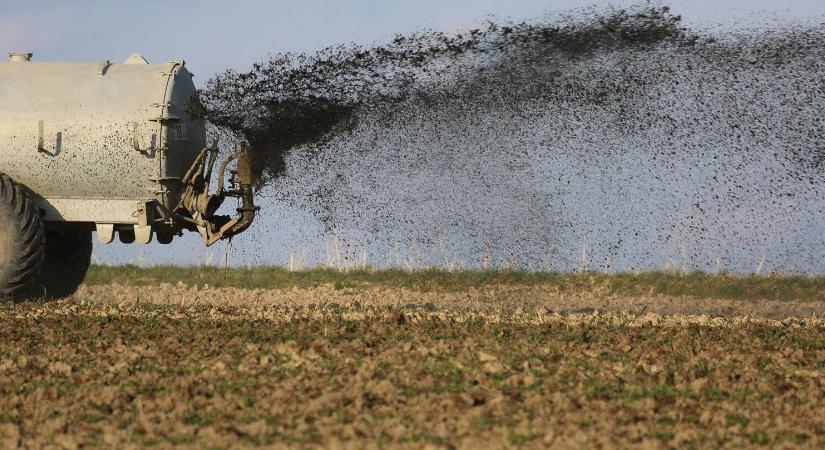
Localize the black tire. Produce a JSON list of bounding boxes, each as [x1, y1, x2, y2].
[[29, 230, 93, 299], [0, 174, 46, 299]]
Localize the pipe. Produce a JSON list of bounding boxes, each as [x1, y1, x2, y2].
[[221, 151, 257, 238], [223, 183, 257, 238]]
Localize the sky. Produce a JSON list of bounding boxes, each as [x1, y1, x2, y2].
[[2, 0, 825, 270], [3, 0, 824, 80]]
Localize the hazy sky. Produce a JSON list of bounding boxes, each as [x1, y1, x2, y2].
[[3, 0, 824, 79]]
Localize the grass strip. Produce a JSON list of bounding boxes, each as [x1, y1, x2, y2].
[[84, 265, 825, 302]]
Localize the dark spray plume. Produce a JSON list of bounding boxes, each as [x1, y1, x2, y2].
[[191, 6, 689, 183], [184, 4, 825, 272]]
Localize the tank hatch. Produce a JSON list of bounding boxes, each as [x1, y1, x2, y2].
[[124, 53, 149, 64], [8, 52, 32, 62]]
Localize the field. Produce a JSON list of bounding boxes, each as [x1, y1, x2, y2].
[[2, 268, 825, 448]]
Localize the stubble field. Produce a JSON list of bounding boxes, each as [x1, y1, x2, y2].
[[1, 268, 824, 448]]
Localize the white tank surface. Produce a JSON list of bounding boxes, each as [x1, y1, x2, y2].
[[0, 53, 257, 299], [0, 53, 204, 225]]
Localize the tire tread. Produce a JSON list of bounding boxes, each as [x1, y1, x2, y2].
[[0, 173, 45, 298]]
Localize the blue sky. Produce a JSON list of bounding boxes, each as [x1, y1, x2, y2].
[[3, 0, 824, 80]]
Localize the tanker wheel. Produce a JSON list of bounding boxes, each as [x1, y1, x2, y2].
[[0, 173, 46, 299], [29, 230, 93, 299]]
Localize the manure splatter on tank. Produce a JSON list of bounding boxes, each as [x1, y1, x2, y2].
[[192, 5, 825, 273]]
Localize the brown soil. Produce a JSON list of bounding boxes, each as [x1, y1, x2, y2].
[[0, 284, 823, 448], [78, 283, 825, 319]]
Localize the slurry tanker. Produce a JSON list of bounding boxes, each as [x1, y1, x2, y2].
[[0, 52, 257, 298]]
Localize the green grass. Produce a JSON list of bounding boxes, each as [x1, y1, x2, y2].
[[84, 265, 825, 301]]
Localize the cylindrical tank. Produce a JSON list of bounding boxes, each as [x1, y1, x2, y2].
[[0, 53, 206, 228]]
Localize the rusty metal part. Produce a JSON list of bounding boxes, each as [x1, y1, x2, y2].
[[206, 150, 257, 244], [175, 144, 258, 246], [196, 193, 222, 218], [177, 142, 225, 220]]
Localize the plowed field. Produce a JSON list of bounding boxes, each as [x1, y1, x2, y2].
[[2, 278, 824, 448]]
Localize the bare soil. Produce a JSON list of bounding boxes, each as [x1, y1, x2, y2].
[[79, 283, 825, 319], [1, 284, 823, 448]]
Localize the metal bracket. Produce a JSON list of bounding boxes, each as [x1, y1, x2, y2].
[[173, 144, 258, 247], [135, 226, 153, 245], [136, 201, 154, 228], [37, 120, 62, 156], [149, 115, 180, 123], [96, 224, 115, 244], [147, 176, 180, 196]]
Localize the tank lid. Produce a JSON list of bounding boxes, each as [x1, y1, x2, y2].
[[123, 53, 149, 64], [8, 52, 32, 62]]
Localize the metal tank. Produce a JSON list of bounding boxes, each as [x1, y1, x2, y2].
[[0, 52, 257, 298]]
